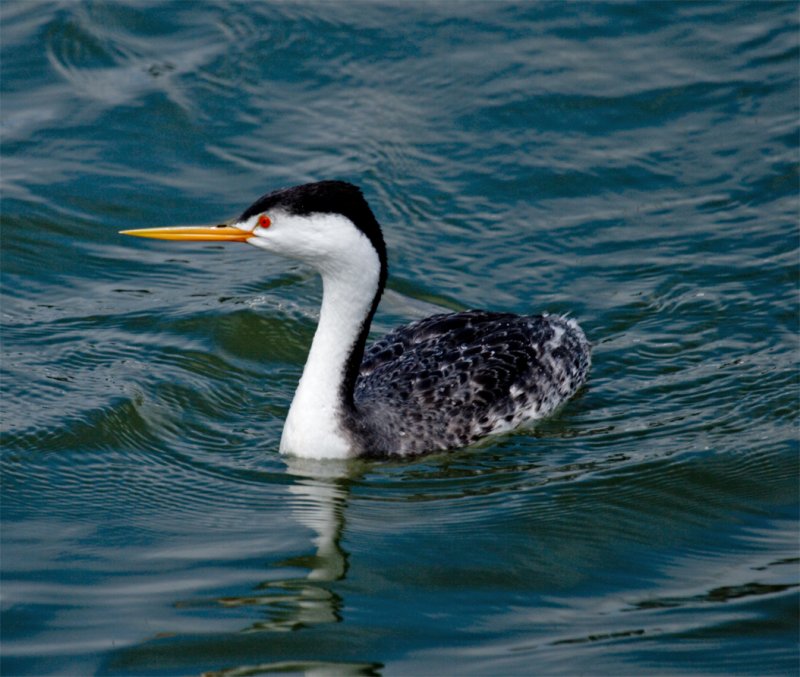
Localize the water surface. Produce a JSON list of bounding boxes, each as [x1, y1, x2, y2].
[[1, 2, 798, 675]]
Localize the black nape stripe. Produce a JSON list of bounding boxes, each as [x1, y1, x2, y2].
[[240, 181, 389, 414]]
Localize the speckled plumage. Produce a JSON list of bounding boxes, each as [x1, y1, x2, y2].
[[349, 310, 591, 457]]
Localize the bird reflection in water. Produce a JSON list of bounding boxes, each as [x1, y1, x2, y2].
[[216, 458, 356, 633]]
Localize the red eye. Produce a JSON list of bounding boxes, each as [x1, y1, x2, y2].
[[258, 214, 271, 228]]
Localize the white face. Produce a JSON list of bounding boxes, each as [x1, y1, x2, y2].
[[234, 209, 380, 279]]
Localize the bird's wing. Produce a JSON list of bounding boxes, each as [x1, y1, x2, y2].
[[354, 311, 589, 455]]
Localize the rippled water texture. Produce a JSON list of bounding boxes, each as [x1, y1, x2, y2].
[[2, 2, 798, 675]]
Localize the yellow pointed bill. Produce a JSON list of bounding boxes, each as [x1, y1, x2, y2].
[[119, 225, 251, 242]]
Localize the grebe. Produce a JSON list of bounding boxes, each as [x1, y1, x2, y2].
[[121, 180, 590, 459]]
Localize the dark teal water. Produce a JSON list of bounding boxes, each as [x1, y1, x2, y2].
[[2, 2, 798, 675]]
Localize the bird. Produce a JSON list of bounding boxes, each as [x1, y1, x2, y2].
[[121, 180, 590, 459]]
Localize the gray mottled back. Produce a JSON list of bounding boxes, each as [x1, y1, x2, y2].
[[351, 310, 590, 457]]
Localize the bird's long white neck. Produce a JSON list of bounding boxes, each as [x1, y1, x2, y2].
[[276, 216, 382, 459]]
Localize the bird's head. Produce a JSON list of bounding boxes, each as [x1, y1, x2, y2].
[[121, 180, 387, 279]]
